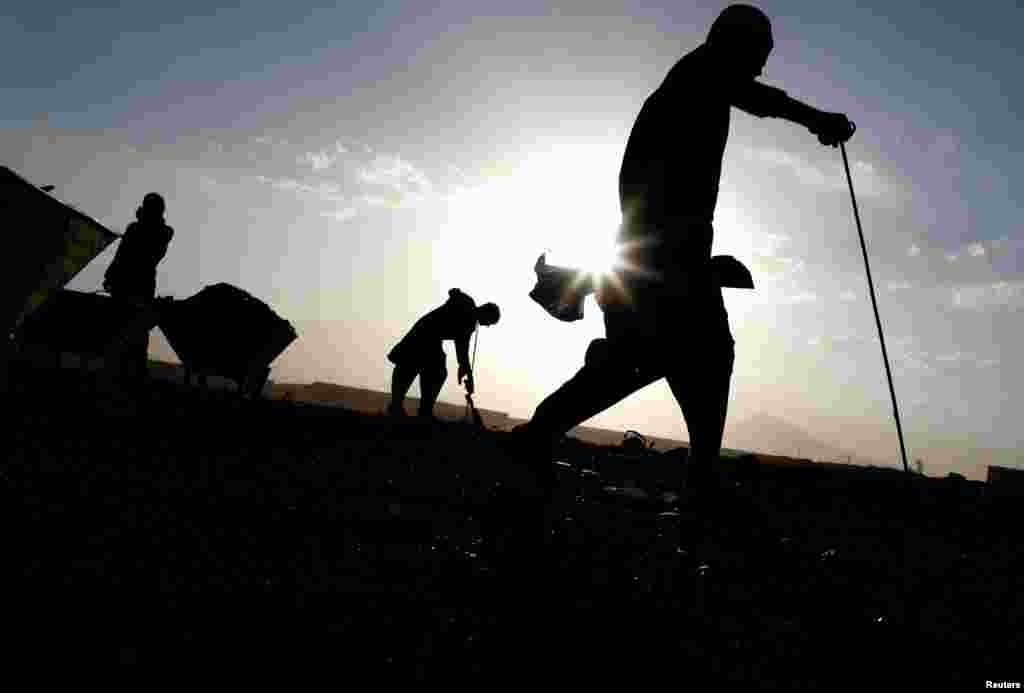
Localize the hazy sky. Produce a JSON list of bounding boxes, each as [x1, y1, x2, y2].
[[4, 1, 1022, 472]]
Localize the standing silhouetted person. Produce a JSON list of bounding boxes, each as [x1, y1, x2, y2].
[[518, 4, 855, 499], [103, 192, 174, 385], [387, 288, 500, 419]]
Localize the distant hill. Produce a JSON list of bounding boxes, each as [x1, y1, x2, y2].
[[267, 380, 514, 430], [266, 379, 765, 455], [901, 441, 1021, 480], [172, 373, 1017, 481], [724, 413, 885, 467], [265, 379, 695, 449], [265, 382, 1008, 481]]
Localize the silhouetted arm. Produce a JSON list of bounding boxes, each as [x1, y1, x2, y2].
[[731, 81, 808, 121], [732, 81, 854, 146], [153, 225, 174, 265], [455, 331, 472, 381]]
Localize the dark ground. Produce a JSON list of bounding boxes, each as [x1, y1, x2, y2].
[[4, 360, 1021, 683]]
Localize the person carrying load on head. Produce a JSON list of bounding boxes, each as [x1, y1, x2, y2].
[[387, 288, 500, 420]]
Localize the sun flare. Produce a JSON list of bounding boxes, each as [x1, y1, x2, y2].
[[444, 142, 626, 280]]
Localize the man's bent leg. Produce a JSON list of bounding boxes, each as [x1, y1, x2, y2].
[[528, 338, 662, 438], [103, 298, 158, 392], [417, 351, 447, 417], [665, 340, 734, 493], [389, 363, 418, 415]]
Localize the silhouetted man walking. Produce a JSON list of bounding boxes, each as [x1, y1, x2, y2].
[[519, 4, 855, 499], [388, 288, 500, 419]]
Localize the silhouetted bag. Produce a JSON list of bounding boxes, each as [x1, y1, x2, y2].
[[528, 253, 595, 322], [710, 255, 754, 289], [158, 283, 297, 386], [16, 289, 144, 356], [528, 253, 753, 322]]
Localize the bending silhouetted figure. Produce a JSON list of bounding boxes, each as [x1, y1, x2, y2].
[[519, 4, 855, 498], [387, 288, 500, 419], [103, 192, 174, 385]]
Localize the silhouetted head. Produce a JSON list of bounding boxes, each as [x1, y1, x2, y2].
[[706, 4, 773, 80], [138, 192, 166, 220], [476, 302, 500, 327]]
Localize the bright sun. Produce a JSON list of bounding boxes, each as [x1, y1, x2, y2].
[[520, 146, 624, 277], [444, 142, 625, 279]]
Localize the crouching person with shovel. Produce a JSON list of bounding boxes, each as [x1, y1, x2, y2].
[[387, 288, 500, 421]]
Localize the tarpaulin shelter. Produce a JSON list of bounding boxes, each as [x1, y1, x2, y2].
[[158, 283, 297, 396], [1, 165, 120, 334]]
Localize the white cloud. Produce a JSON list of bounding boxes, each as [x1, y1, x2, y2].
[[933, 352, 1002, 369], [751, 232, 792, 260], [853, 160, 875, 175], [902, 240, 992, 263], [357, 155, 434, 196], [321, 207, 358, 223], [252, 135, 289, 147], [743, 147, 888, 197], [952, 281, 1024, 310], [747, 147, 828, 187], [747, 232, 801, 279], [942, 239, 995, 262], [254, 175, 345, 202], [778, 291, 818, 304], [832, 333, 870, 345], [219, 139, 456, 223], [898, 354, 934, 374], [298, 151, 337, 171], [886, 280, 913, 291], [752, 252, 804, 276], [885, 335, 1001, 374], [297, 140, 354, 171], [888, 338, 936, 374]]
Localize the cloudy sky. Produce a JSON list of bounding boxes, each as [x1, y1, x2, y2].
[[4, 1, 1021, 474]]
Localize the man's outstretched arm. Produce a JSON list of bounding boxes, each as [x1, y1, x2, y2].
[[455, 333, 473, 385], [731, 81, 855, 146]]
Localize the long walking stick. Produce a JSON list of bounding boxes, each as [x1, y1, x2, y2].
[[840, 142, 910, 474]]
